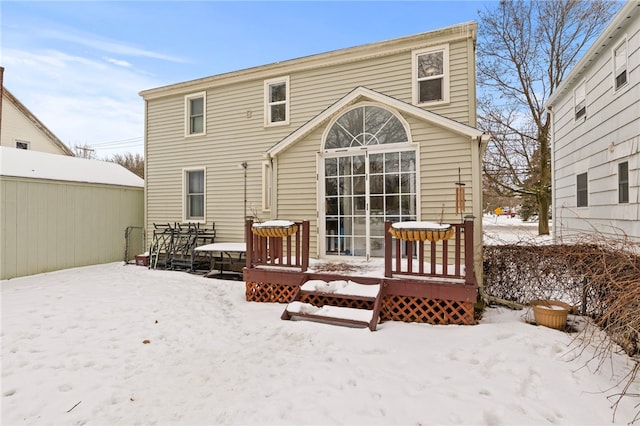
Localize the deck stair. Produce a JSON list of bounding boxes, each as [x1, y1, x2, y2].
[[281, 279, 383, 331]]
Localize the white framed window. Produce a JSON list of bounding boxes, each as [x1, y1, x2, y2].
[[15, 140, 30, 150], [574, 80, 586, 120], [261, 160, 272, 211], [412, 45, 449, 105], [264, 76, 290, 126], [185, 92, 206, 136], [576, 172, 588, 207], [613, 39, 628, 91], [619, 161, 629, 204], [183, 167, 205, 221]]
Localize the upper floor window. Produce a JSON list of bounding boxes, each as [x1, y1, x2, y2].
[[184, 168, 205, 221], [613, 39, 628, 91], [324, 105, 409, 151], [574, 81, 586, 120], [264, 76, 289, 126], [185, 92, 206, 136], [412, 45, 449, 105], [619, 161, 629, 204], [15, 140, 30, 150], [577, 172, 588, 207]]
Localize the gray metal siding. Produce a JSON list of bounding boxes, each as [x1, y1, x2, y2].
[[1, 177, 143, 280]]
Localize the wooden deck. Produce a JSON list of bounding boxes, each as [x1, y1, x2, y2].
[[244, 217, 478, 326]]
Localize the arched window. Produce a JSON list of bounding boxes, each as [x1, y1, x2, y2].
[[324, 105, 409, 150]]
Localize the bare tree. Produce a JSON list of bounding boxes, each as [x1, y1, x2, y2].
[[110, 152, 144, 178], [478, 0, 619, 234], [72, 143, 96, 159]]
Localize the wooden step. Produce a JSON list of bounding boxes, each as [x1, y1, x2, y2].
[[281, 279, 383, 331]]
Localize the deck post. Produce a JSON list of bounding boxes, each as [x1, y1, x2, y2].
[[463, 215, 475, 285], [384, 221, 392, 277], [245, 219, 253, 268], [301, 220, 310, 271]]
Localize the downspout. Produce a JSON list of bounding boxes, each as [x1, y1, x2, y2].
[[143, 98, 149, 250], [472, 133, 490, 288], [547, 106, 557, 243]]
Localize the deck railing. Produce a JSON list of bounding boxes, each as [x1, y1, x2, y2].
[[384, 216, 476, 285], [245, 219, 310, 271], [244, 216, 475, 286]]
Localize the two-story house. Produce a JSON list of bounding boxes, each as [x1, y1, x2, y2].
[[140, 22, 489, 275], [547, 0, 640, 243]]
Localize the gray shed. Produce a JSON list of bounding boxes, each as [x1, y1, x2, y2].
[[0, 147, 144, 280]]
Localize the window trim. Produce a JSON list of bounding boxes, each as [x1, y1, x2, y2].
[[15, 139, 30, 150], [264, 76, 290, 127], [261, 160, 272, 211], [412, 44, 450, 106], [576, 172, 588, 208], [574, 80, 586, 121], [184, 92, 206, 137], [613, 38, 628, 92], [619, 161, 629, 204], [183, 167, 206, 223]]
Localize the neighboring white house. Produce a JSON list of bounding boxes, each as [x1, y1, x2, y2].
[[547, 0, 640, 243], [0, 147, 144, 280], [0, 86, 74, 156]]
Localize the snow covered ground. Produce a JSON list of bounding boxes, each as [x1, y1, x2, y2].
[[483, 213, 553, 245], [2, 258, 639, 425]]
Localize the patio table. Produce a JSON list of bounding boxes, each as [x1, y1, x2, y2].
[[194, 242, 246, 278]]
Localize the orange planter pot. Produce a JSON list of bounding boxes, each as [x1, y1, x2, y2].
[[389, 224, 454, 242], [530, 300, 571, 330], [252, 224, 298, 238]]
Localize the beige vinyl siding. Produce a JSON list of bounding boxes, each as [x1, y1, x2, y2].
[[273, 111, 476, 256], [144, 24, 478, 246], [1, 177, 143, 280], [275, 126, 324, 254], [407, 115, 474, 223]]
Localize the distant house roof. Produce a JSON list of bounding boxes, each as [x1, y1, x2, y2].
[[0, 146, 143, 188], [546, 0, 640, 107], [2, 87, 75, 156]]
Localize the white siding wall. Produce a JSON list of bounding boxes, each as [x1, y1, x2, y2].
[[551, 13, 640, 241], [0, 100, 68, 155]]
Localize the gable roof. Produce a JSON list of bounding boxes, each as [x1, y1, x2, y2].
[[266, 86, 485, 157], [0, 146, 143, 188], [546, 0, 640, 106], [2, 87, 75, 156], [139, 22, 478, 100]]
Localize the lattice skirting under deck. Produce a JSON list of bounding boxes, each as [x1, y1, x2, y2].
[[299, 294, 375, 310], [245, 281, 298, 303], [380, 296, 475, 325], [246, 281, 475, 325]]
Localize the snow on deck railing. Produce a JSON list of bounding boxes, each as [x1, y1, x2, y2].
[[384, 217, 476, 285]]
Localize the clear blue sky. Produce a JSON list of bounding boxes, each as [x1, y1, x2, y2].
[[2, 1, 494, 157]]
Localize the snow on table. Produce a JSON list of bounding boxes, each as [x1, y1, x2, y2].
[[194, 242, 246, 252]]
